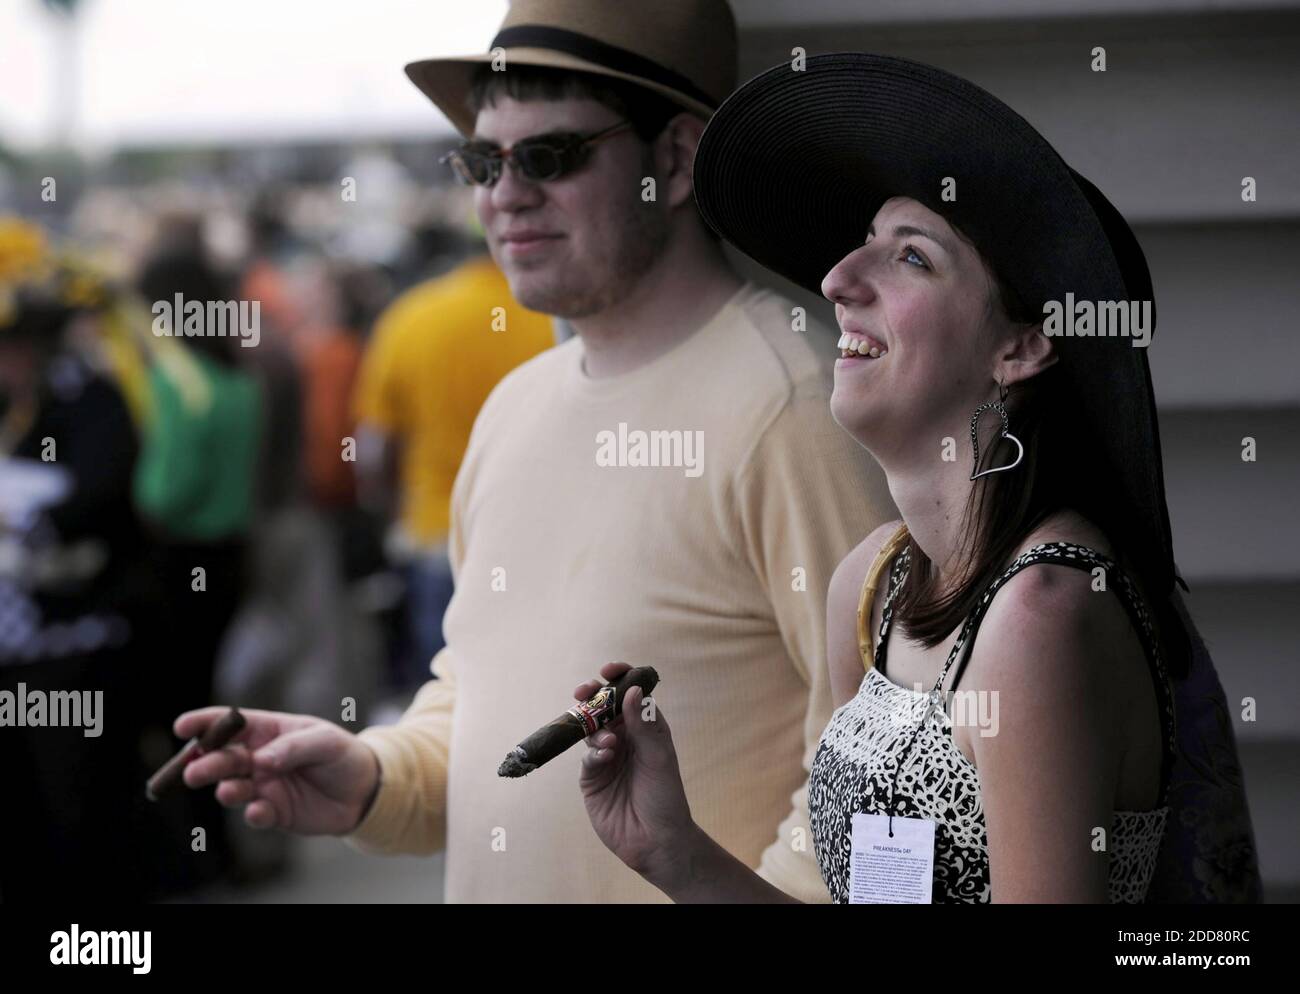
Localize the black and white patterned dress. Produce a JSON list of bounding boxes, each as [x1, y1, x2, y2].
[[809, 541, 1177, 903]]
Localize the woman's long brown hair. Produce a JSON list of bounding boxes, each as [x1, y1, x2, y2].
[[890, 258, 1190, 678]]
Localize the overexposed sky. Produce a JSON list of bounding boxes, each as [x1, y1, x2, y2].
[[0, 0, 508, 150]]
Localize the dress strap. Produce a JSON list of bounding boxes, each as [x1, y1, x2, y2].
[[935, 541, 1178, 805], [856, 523, 910, 671]]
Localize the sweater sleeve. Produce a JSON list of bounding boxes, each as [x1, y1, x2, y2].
[[736, 385, 895, 902], [343, 648, 458, 855], [342, 429, 475, 856]]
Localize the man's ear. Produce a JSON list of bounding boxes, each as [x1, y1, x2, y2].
[[996, 322, 1057, 389], [657, 112, 705, 209]]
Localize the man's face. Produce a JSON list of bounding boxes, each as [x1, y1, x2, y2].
[[472, 95, 670, 319]]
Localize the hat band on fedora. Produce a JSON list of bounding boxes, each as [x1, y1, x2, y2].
[[490, 25, 717, 108]]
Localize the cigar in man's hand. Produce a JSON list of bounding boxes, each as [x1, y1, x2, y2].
[[146, 707, 246, 801]]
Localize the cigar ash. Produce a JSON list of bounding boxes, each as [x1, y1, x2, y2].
[[497, 748, 536, 778]]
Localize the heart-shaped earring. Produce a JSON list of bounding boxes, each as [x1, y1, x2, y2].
[[969, 387, 1024, 481]]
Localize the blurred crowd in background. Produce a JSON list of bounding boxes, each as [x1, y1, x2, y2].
[[0, 137, 556, 900]]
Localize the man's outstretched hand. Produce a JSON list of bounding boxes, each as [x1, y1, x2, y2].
[[174, 707, 380, 835]]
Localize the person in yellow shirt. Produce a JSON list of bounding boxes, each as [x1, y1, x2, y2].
[[353, 252, 554, 690]]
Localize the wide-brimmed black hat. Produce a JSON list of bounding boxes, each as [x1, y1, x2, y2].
[[694, 52, 1181, 603]]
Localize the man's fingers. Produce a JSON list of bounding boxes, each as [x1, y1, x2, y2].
[[245, 799, 279, 830], [173, 706, 234, 740], [214, 778, 258, 809], [599, 661, 632, 680], [573, 680, 601, 701], [183, 743, 253, 788], [174, 706, 291, 743], [253, 724, 338, 774]]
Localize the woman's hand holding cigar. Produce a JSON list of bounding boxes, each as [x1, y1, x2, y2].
[[173, 707, 381, 835], [576, 662, 801, 904], [575, 662, 700, 889]]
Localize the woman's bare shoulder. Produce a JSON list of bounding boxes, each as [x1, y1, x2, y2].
[[974, 510, 1141, 692]]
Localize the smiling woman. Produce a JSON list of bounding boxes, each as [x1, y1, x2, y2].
[[818, 194, 1081, 653], [576, 51, 1260, 905]]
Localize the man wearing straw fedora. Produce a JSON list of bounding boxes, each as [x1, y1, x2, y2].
[[177, 0, 894, 902]]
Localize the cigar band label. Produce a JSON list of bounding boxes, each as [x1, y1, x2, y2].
[[567, 685, 617, 737]]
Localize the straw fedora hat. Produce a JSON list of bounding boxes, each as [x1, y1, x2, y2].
[[405, 0, 738, 136]]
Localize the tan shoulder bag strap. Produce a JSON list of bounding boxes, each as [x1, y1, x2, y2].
[[856, 523, 910, 670]]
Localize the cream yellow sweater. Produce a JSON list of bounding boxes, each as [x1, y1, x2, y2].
[[346, 283, 894, 902]]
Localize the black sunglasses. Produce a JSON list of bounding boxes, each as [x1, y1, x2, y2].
[[440, 120, 634, 187]]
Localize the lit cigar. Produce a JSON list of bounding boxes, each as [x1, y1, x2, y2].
[[498, 667, 659, 778], [146, 707, 246, 801]]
